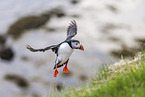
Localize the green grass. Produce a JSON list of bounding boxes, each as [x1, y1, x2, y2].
[[52, 51, 145, 97]]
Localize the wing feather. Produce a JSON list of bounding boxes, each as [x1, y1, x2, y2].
[[26, 44, 59, 53], [66, 20, 77, 40]]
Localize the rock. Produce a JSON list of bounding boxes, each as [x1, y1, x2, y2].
[[0, 35, 6, 45], [136, 38, 145, 50], [49, 8, 65, 17], [4, 74, 29, 88], [71, 0, 80, 4], [107, 5, 118, 13], [7, 14, 50, 39], [79, 74, 88, 82], [0, 47, 14, 61], [56, 83, 64, 92], [110, 45, 136, 58]]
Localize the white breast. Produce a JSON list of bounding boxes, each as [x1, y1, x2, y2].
[[57, 43, 74, 65]]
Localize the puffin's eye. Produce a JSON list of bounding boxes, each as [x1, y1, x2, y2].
[[76, 43, 78, 45]]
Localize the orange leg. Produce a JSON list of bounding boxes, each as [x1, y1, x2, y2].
[[54, 65, 58, 77], [63, 63, 69, 73]]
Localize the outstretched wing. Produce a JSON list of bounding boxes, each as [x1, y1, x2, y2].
[[26, 44, 59, 53], [66, 20, 77, 41]]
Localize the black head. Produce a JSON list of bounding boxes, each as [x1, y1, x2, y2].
[[67, 40, 84, 50]]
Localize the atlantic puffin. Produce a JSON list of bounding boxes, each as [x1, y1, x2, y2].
[[26, 20, 84, 77]]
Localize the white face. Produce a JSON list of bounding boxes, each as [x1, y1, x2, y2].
[[71, 41, 81, 49]]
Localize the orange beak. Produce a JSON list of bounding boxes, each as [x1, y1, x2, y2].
[[79, 44, 84, 51]]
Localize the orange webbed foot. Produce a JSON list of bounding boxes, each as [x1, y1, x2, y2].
[[63, 66, 69, 73], [54, 69, 58, 77], [54, 65, 58, 77]]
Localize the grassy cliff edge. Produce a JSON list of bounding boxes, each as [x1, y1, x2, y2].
[[52, 51, 145, 97]]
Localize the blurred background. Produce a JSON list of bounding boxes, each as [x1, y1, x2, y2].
[[0, 0, 145, 97]]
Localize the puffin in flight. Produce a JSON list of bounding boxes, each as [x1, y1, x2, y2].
[[26, 20, 84, 77]]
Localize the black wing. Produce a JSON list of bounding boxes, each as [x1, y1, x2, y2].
[[66, 20, 77, 41], [26, 44, 59, 53]]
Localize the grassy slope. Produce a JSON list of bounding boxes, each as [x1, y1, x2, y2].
[[52, 51, 145, 97]]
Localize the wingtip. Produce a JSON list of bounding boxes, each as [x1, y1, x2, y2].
[[26, 44, 31, 49], [72, 20, 76, 22], [69, 20, 77, 28], [26, 44, 29, 48], [26, 44, 35, 52], [71, 20, 76, 24]]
